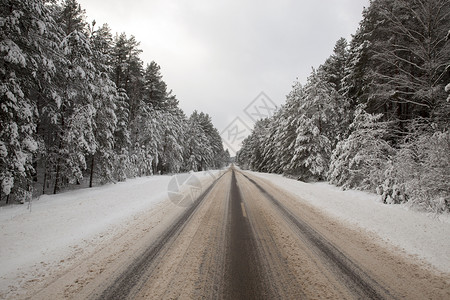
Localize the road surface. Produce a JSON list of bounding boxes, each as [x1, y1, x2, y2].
[[30, 167, 449, 299]]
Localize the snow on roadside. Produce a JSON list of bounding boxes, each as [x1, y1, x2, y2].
[[0, 170, 220, 295], [250, 171, 450, 274]]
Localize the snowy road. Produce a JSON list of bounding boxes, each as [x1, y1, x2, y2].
[[3, 167, 450, 299]]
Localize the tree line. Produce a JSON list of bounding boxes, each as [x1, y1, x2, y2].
[[1, 0, 229, 203], [237, 0, 450, 212]]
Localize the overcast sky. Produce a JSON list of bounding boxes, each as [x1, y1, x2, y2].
[[77, 0, 370, 153]]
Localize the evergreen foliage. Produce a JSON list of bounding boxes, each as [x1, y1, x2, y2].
[[237, 0, 450, 212], [1, 0, 227, 203]]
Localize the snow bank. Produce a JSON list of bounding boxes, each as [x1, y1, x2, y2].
[[251, 172, 450, 273], [0, 170, 219, 293]]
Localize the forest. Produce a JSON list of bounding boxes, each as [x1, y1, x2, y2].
[[1, 0, 229, 203], [237, 0, 450, 213]]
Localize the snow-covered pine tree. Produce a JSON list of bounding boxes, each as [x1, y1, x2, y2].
[[341, 2, 382, 112], [142, 61, 186, 174], [196, 111, 226, 170], [110, 33, 146, 177], [321, 37, 348, 93], [1, 0, 60, 201], [382, 120, 449, 212], [277, 81, 304, 176], [87, 22, 119, 186], [49, 0, 98, 193], [131, 105, 160, 176], [184, 111, 212, 172], [157, 108, 186, 174], [328, 105, 395, 191], [144, 61, 169, 110], [346, 0, 450, 128], [235, 137, 251, 169], [222, 149, 231, 167], [288, 115, 331, 180], [1, 0, 228, 202], [111, 33, 143, 124], [260, 110, 282, 173], [239, 118, 270, 172], [126, 99, 153, 177], [286, 70, 339, 180], [112, 88, 130, 181], [319, 38, 353, 142]]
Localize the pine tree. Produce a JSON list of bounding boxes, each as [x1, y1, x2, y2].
[[0, 0, 232, 204], [341, 4, 379, 111], [379, 119, 450, 211], [143, 61, 168, 110], [236, 0, 449, 213], [328, 105, 395, 191], [111, 33, 143, 123], [196, 112, 225, 169], [278, 81, 304, 175], [260, 111, 282, 173], [1, 0, 60, 201], [112, 88, 130, 181], [87, 22, 119, 186], [184, 111, 212, 171], [157, 108, 186, 174], [49, 0, 98, 193], [373, 0, 449, 125], [237, 118, 270, 172], [286, 70, 341, 179], [343, 0, 450, 128], [321, 37, 348, 92], [132, 105, 160, 176]]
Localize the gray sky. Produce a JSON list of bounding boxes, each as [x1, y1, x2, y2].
[[77, 0, 370, 154]]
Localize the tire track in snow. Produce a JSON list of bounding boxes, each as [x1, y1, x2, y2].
[[239, 171, 395, 300], [94, 171, 227, 300]]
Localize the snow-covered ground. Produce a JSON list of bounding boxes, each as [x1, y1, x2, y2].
[[251, 171, 450, 274], [1, 168, 448, 297], [0, 170, 220, 296]]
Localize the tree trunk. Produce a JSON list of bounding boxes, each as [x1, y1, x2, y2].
[[42, 166, 47, 195], [53, 139, 63, 194], [53, 163, 60, 194], [54, 109, 66, 195], [89, 155, 95, 188]]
